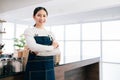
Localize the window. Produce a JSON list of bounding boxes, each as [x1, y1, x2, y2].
[[51, 25, 64, 40], [65, 24, 80, 40], [82, 22, 101, 60], [2, 22, 14, 54], [102, 21, 120, 40], [2, 22, 29, 54], [102, 63, 120, 80], [82, 22, 100, 40], [65, 24, 81, 63], [2, 22, 14, 39], [16, 24, 29, 38], [82, 41, 100, 60], [101, 20, 120, 80], [65, 41, 81, 63], [2, 40, 14, 53], [102, 41, 120, 63]]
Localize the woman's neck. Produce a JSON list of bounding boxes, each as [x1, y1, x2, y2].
[[35, 24, 44, 29]]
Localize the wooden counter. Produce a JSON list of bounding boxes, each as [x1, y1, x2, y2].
[[0, 57, 100, 80], [55, 57, 99, 80]]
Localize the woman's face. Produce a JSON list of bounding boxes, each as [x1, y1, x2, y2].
[[33, 9, 47, 26]]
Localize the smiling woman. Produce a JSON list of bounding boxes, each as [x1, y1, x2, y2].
[[24, 7, 61, 80]]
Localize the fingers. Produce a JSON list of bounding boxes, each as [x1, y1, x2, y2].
[[52, 41, 59, 49]]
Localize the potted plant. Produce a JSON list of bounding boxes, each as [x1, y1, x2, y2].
[[14, 35, 26, 58], [14, 35, 25, 50]]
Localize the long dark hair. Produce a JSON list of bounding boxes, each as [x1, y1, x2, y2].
[[33, 7, 48, 27]]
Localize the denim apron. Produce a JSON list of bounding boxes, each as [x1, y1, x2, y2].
[[24, 36, 55, 80]]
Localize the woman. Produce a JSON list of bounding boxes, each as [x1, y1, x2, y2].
[[24, 7, 60, 80]]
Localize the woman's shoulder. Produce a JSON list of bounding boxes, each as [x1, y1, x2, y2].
[[46, 30, 53, 35], [24, 27, 35, 35], [24, 27, 34, 31], [46, 30, 55, 39], [24, 27, 36, 33]]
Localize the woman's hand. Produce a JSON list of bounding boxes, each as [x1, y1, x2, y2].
[[33, 51, 39, 55], [52, 40, 59, 49]]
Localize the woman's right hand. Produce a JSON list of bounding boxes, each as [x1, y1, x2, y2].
[[52, 40, 59, 49]]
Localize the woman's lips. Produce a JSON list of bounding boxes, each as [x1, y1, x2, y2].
[[39, 20, 45, 23]]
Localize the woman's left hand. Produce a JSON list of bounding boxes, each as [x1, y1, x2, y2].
[[52, 40, 59, 49]]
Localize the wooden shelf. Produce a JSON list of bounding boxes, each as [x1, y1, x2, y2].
[[0, 32, 6, 33]]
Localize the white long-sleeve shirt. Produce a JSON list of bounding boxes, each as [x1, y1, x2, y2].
[[24, 27, 60, 56]]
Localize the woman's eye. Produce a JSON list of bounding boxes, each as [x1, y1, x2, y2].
[[43, 15, 46, 17], [37, 14, 46, 17]]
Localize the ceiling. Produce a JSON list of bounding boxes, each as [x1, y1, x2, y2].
[[0, 0, 120, 26]]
